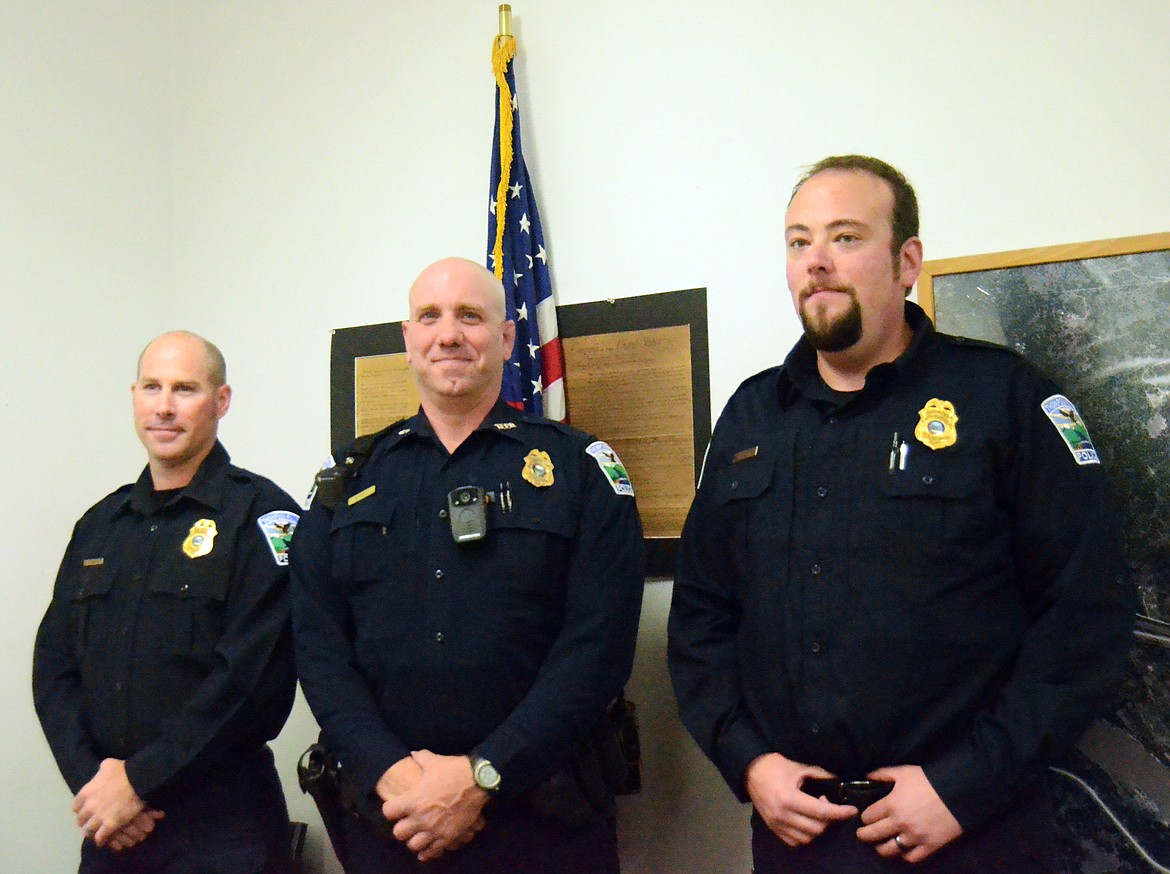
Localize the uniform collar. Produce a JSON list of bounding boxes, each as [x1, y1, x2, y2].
[[125, 440, 231, 516], [377, 399, 528, 456], [778, 301, 936, 407], [476, 400, 528, 443]]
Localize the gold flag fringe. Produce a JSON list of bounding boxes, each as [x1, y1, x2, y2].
[[490, 35, 518, 281]]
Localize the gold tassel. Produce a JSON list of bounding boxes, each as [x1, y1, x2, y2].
[[490, 35, 518, 281]]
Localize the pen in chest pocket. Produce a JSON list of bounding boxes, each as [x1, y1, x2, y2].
[[888, 432, 910, 472]]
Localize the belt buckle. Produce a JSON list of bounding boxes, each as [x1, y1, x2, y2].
[[839, 779, 893, 810]]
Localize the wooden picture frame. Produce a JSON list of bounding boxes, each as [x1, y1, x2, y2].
[[918, 232, 1170, 322]]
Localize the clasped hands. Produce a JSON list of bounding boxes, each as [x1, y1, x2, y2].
[[72, 758, 165, 851], [378, 750, 489, 862], [746, 753, 962, 864]]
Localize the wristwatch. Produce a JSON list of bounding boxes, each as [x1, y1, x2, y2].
[[468, 755, 502, 794]]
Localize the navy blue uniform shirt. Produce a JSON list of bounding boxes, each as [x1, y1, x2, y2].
[[33, 441, 298, 804], [291, 402, 644, 803], [668, 303, 1134, 830]]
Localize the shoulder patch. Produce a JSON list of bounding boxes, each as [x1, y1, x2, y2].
[[586, 441, 634, 496], [1041, 395, 1100, 465], [257, 510, 300, 566]]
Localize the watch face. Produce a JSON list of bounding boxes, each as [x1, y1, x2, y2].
[[474, 759, 501, 790]]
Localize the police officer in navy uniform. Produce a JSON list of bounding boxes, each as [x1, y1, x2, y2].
[[33, 331, 299, 873], [291, 257, 644, 872], [667, 156, 1134, 872]]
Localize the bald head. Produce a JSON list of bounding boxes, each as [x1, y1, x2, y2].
[[137, 331, 226, 387], [401, 257, 516, 420], [408, 258, 507, 322]]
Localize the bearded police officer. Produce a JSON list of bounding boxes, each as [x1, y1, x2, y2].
[[668, 156, 1134, 872], [292, 258, 644, 872], [33, 331, 299, 873]]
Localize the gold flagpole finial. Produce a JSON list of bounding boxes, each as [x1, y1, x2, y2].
[[498, 4, 512, 38]]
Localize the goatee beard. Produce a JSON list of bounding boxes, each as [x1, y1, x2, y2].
[[800, 289, 863, 352]]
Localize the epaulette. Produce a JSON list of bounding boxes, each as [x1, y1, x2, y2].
[[512, 412, 577, 435], [939, 332, 1029, 366], [944, 333, 1014, 353], [738, 364, 787, 388]]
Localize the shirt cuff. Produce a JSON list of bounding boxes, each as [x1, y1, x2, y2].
[[922, 744, 1012, 831], [716, 717, 773, 803]]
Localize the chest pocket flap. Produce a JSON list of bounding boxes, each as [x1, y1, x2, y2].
[[713, 444, 778, 506], [149, 554, 231, 601], [71, 562, 113, 601], [880, 445, 984, 500], [495, 486, 577, 539], [329, 488, 396, 533]]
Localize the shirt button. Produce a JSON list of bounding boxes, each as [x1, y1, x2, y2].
[[809, 723, 820, 736], [115, 682, 124, 691], [816, 487, 827, 498], [827, 416, 838, 425], [439, 509, 448, 519], [730, 480, 739, 490], [434, 569, 444, 580], [810, 642, 821, 653], [811, 564, 821, 575], [179, 584, 190, 594], [149, 524, 159, 532], [922, 475, 934, 485], [435, 632, 445, 643]]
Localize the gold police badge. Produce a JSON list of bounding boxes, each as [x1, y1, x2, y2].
[[182, 518, 218, 559], [915, 399, 958, 450], [522, 449, 555, 487]]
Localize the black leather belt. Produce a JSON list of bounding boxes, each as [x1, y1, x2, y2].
[[801, 778, 893, 812]]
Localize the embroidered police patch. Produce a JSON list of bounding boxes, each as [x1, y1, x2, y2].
[[586, 441, 634, 496], [1041, 395, 1100, 465], [257, 510, 300, 566]]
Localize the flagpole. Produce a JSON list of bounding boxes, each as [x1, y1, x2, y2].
[[498, 4, 511, 39]]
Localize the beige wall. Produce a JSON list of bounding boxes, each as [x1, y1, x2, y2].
[[3, 2, 1169, 871]]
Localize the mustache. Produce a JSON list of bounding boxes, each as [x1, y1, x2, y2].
[[799, 283, 855, 304]]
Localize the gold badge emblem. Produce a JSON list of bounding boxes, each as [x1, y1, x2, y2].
[[182, 518, 218, 559], [522, 449, 555, 488], [915, 399, 958, 450]]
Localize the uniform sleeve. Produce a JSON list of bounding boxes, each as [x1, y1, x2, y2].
[[472, 440, 646, 798], [122, 492, 299, 801], [291, 497, 412, 801], [32, 524, 105, 794], [667, 397, 773, 801], [922, 367, 1136, 829]]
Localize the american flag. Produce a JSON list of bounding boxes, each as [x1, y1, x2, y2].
[[487, 34, 566, 421]]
